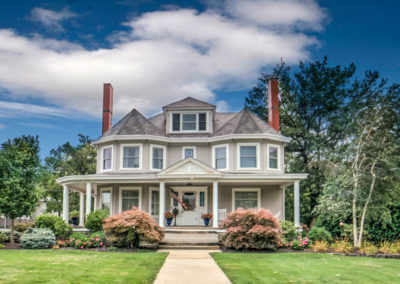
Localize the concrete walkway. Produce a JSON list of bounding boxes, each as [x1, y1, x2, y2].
[[154, 250, 231, 284]]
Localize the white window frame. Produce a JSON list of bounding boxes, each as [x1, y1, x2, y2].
[[267, 144, 281, 171], [237, 143, 260, 170], [120, 144, 143, 170], [232, 188, 261, 211], [150, 144, 167, 170], [149, 187, 160, 217], [100, 187, 113, 215], [100, 145, 114, 172], [119, 186, 142, 212], [170, 111, 210, 133], [212, 144, 229, 171], [182, 146, 196, 159]]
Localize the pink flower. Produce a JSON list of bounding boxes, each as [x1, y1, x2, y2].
[[96, 238, 100, 241], [298, 236, 301, 239], [91, 238, 94, 240], [339, 222, 343, 227], [80, 246, 84, 249], [302, 241, 307, 245], [100, 242, 103, 246]]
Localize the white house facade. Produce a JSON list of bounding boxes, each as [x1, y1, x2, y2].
[[57, 79, 307, 227]]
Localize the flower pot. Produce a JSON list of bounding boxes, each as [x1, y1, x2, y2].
[[71, 217, 79, 226], [203, 218, 210, 227], [166, 218, 173, 227]]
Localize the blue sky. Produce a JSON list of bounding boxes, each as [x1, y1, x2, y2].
[[0, 0, 399, 160]]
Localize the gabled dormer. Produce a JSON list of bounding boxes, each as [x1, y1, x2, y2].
[[162, 97, 216, 134]]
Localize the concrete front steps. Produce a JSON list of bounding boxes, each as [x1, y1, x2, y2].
[[159, 227, 222, 250]]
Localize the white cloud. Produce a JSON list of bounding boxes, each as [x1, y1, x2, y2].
[[0, 0, 325, 119], [30, 7, 77, 31], [0, 101, 70, 118]]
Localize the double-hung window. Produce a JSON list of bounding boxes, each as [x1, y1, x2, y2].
[[102, 146, 113, 171], [121, 144, 141, 169], [267, 144, 280, 170], [100, 188, 112, 214], [238, 143, 259, 169], [151, 145, 166, 170], [213, 144, 229, 170], [233, 189, 260, 210], [120, 187, 141, 211], [171, 112, 208, 132], [150, 189, 160, 216]]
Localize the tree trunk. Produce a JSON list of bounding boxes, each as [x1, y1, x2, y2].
[[10, 218, 15, 245]]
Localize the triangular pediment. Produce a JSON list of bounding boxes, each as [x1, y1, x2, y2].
[[158, 158, 221, 176]]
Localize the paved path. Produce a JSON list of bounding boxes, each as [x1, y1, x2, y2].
[[154, 250, 231, 284]]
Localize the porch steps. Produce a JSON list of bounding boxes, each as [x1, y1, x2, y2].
[[159, 230, 220, 250]]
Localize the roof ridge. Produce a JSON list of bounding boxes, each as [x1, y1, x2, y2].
[[214, 108, 244, 133]]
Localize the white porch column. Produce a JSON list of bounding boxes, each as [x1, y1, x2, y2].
[[79, 192, 85, 226], [294, 180, 300, 227], [86, 182, 92, 216], [213, 181, 219, 228], [62, 184, 69, 224], [159, 182, 165, 227]]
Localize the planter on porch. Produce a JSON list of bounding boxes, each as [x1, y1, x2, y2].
[[164, 212, 175, 227], [70, 211, 79, 226], [201, 213, 213, 227]]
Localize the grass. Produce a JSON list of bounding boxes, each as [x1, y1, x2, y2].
[[211, 252, 400, 284], [0, 250, 168, 284]]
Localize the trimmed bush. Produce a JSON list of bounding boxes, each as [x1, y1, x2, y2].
[[35, 214, 72, 239], [308, 226, 332, 243], [2, 230, 21, 242], [88, 232, 107, 248], [14, 222, 34, 233], [0, 232, 8, 243], [220, 208, 281, 250], [280, 220, 299, 242], [20, 228, 56, 249], [103, 207, 164, 248], [85, 210, 109, 232]]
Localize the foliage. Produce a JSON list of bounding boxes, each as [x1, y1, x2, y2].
[[220, 208, 281, 250], [84, 210, 109, 232], [366, 202, 400, 243], [360, 242, 379, 254], [88, 232, 107, 248], [307, 226, 332, 243], [279, 220, 298, 242], [69, 211, 79, 218], [2, 230, 22, 242], [20, 228, 56, 249], [0, 135, 40, 244], [35, 214, 72, 239], [0, 232, 8, 243], [103, 207, 164, 248], [378, 241, 399, 254], [290, 236, 310, 250], [311, 241, 330, 253], [14, 222, 34, 233], [201, 213, 213, 219], [0, 243, 4, 249], [245, 57, 357, 225], [331, 240, 353, 253], [69, 232, 88, 247], [164, 212, 175, 219], [38, 134, 97, 215]]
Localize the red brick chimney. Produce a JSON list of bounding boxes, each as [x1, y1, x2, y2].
[[268, 77, 280, 132], [102, 83, 113, 134]]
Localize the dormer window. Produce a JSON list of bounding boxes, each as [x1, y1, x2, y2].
[[171, 112, 208, 132]]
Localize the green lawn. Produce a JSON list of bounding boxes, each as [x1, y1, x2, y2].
[[211, 252, 400, 284], [0, 250, 167, 284]]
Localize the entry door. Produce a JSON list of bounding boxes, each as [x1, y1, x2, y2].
[[180, 192, 197, 225], [171, 187, 207, 226]]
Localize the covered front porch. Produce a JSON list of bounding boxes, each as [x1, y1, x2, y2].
[[57, 159, 307, 228]]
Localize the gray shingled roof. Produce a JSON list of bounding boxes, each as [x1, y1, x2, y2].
[[102, 109, 165, 137], [163, 97, 215, 109], [100, 98, 282, 139]]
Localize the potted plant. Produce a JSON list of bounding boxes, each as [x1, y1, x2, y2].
[[70, 211, 80, 226], [201, 213, 213, 227], [172, 207, 179, 226], [164, 211, 175, 227]]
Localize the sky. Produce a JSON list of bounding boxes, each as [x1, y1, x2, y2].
[[0, 0, 399, 160]]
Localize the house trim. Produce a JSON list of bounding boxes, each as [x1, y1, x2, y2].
[[118, 186, 142, 212], [232, 188, 261, 211]]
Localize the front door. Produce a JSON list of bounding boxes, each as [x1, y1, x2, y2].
[[171, 187, 207, 226]]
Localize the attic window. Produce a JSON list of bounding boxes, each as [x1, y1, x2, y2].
[[171, 112, 208, 132]]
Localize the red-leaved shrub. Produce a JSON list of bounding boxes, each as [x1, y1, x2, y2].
[[220, 208, 281, 250], [103, 207, 164, 248]]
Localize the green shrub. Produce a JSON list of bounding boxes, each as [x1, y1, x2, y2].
[[2, 230, 21, 242], [280, 220, 298, 242], [103, 207, 164, 248], [0, 232, 8, 243], [35, 214, 72, 239], [88, 232, 107, 248], [85, 210, 109, 232], [220, 208, 281, 250], [14, 222, 34, 233], [20, 228, 56, 249], [291, 236, 311, 250], [308, 226, 332, 243], [0, 243, 5, 249], [69, 232, 88, 247]]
